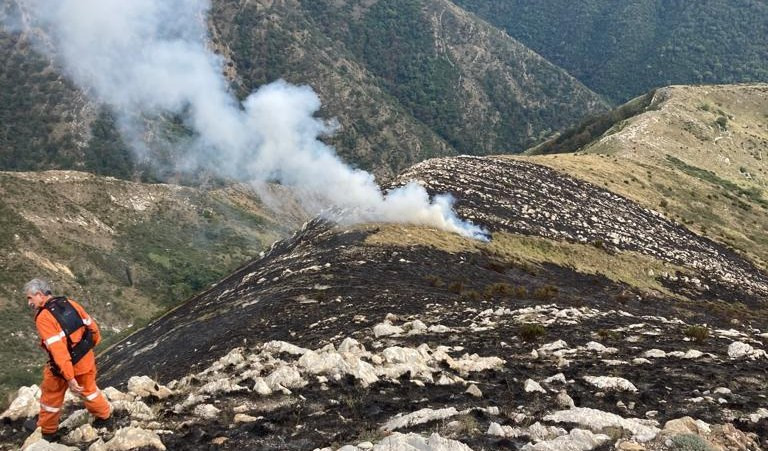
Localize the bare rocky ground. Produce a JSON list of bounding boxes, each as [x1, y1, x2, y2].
[[1, 156, 767, 450]]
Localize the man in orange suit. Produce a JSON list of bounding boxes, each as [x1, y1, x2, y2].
[[24, 279, 112, 442]]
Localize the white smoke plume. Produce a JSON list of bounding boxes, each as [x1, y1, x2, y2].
[[10, 0, 487, 239]]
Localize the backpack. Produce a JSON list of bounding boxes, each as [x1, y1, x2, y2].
[[36, 297, 95, 377]]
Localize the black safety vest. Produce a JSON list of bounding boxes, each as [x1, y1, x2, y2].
[[36, 297, 94, 376]]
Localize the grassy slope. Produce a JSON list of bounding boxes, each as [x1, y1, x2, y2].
[[0, 171, 293, 398], [523, 84, 768, 269]]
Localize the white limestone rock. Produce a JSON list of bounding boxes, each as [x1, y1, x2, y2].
[[337, 338, 367, 355], [583, 376, 637, 392], [380, 407, 461, 432], [521, 428, 611, 451], [682, 349, 704, 359], [543, 373, 567, 385], [538, 340, 568, 355], [585, 342, 617, 354], [404, 320, 428, 335], [642, 349, 666, 359], [193, 404, 221, 420], [252, 378, 273, 396], [172, 393, 206, 413], [442, 353, 505, 376], [65, 424, 99, 443], [59, 409, 90, 431], [556, 391, 575, 408], [744, 408, 768, 423], [111, 399, 155, 420], [126, 376, 172, 400], [524, 379, 546, 394], [662, 417, 711, 436], [87, 439, 107, 451], [102, 387, 132, 402], [372, 432, 472, 451], [24, 439, 79, 451], [262, 341, 310, 356], [1, 385, 41, 420], [373, 321, 405, 338], [544, 407, 660, 442], [728, 341, 767, 359], [102, 427, 166, 450], [465, 384, 483, 398], [298, 349, 379, 387], [264, 366, 307, 391], [428, 325, 453, 334], [234, 413, 259, 423], [198, 378, 247, 395]]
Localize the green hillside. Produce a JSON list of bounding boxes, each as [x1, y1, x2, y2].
[[0, 170, 293, 396], [454, 0, 768, 102], [0, 0, 607, 179]]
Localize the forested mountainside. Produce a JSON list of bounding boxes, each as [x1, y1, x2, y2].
[[454, 0, 768, 103], [0, 0, 606, 180]]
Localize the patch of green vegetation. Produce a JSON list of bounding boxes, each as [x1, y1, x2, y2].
[[519, 323, 547, 342], [683, 325, 710, 342], [668, 434, 715, 451], [666, 155, 768, 209]]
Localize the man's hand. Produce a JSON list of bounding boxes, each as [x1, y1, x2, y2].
[[67, 378, 83, 395]]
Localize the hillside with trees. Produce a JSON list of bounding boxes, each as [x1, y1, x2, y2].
[[0, 0, 607, 179], [454, 0, 768, 103]]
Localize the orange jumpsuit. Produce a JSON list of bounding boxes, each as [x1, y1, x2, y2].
[[35, 298, 111, 434]]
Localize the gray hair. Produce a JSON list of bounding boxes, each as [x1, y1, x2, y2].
[[23, 278, 52, 296]]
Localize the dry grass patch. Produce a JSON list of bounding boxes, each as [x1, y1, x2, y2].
[[362, 224, 686, 297]]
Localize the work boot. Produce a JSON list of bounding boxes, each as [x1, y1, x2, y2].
[[41, 430, 61, 442], [92, 415, 114, 429]]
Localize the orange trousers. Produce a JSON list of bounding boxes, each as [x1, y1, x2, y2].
[[38, 364, 111, 434]]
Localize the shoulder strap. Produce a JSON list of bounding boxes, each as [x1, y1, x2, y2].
[[42, 297, 86, 344]]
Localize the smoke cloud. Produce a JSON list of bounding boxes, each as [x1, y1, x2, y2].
[[10, 0, 487, 239]]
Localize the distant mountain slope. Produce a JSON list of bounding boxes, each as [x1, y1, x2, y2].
[[526, 84, 768, 269], [454, 0, 768, 102], [0, 0, 607, 179], [0, 170, 293, 396]]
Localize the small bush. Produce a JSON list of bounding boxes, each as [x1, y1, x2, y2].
[[424, 275, 445, 288], [668, 433, 715, 451], [615, 291, 633, 305], [483, 283, 515, 298], [485, 260, 510, 273], [532, 285, 558, 301], [519, 323, 546, 342], [461, 290, 482, 302], [448, 281, 465, 294], [715, 115, 728, 130], [597, 329, 620, 340], [684, 325, 709, 342]]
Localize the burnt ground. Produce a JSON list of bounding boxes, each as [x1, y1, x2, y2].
[[4, 156, 768, 450]]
